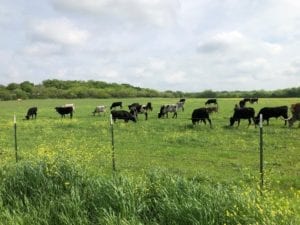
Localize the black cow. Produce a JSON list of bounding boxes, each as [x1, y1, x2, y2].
[[250, 98, 258, 104], [25, 107, 37, 120], [243, 98, 251, 103], [254, 106, 288, 125], [111, 110, 136, 123], [230, 107, 255, 127], [191, 108, 212, 127], [55, 106, 73, 118], [110, 102, 123, 110], [239, 100, 246, 108], [205, 98, 217, 105]]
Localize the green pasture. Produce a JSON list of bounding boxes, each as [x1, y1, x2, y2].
[[0, 98, 299, 224], [0, 98, 299, 189]]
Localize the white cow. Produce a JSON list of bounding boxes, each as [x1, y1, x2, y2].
[[93, 105, 106, 116]]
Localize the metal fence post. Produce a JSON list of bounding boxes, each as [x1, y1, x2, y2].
[[14, 114, 18, 163], [259, 113, 264, 194], [110, 114, 116, 171]]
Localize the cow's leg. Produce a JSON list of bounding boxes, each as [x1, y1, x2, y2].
[[247, 118, 251, 127], [70, 112, 73, 119], [266, 119, 269, 125], [207, 118, 212, 127], [145, 112, 148, 120], [202, 119, 206, 125], [237, 119, 240, 127], [173, 112, 177, 118]]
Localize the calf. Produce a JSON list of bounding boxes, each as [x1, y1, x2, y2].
[[205, 98, 217, 105], [111, 110, 136, 123], [158, 104, 178, 118], [93, 105, 106, 116], [110, 101, 122, 110], [191, 108, 212, 127], [286, 103, 300, 127], [55, 106, 73, 119], [25, 107, 37, 120], [254, 106, 288, 125], [230, 107, 255, 127]]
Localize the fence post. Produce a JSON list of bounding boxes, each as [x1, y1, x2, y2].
[[110, 114, 116, 171], [259, 113, 264, 194], [14, 114, 18, 162]]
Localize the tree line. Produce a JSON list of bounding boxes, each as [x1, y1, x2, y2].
[[0, 79, 299, 100]]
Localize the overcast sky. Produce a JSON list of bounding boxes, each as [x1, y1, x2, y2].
[[1, 0, 299, 91]]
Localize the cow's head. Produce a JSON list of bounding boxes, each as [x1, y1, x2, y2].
[[229, 117, 235, 126]]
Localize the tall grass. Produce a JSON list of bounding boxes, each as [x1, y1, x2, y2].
[[0, 159, 298, 225]]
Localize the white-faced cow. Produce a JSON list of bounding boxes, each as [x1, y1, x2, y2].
[[230, 107, 255, 127], [110, 102, 122, 110], [55, 106, 73, 119], [111, 110, 136, 123], [158, 104, 178, 118], [205, 98, 217, 105], [254, 106, 288, 126], [25, 107, 37, 120], [191, 108, 212, 127], [286, 103, 300, 127], [93, 105, 106, 116]]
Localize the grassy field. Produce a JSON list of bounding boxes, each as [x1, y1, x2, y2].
[[0, 98, 299, 224], [0, 98, 299, 187]]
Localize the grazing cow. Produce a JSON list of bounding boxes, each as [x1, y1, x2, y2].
[[230, 107, 255, 127], [93, 105, 106, 116], [111, 110, 136, 123], [158, 104, 178, 118], [243, 98, 251, 103], [250, 98, 259, 104], [128, 102, 152, 120], [191, 108, 212, 127], [205, 98, 217, 105], [254, 106, 288, 125], [239, 100, 246, 108], [55, 106, 73, 119], [286, 103, 300, 127], [110, 101, 122, 110], [206, 106, 218, 114], [25, 107, 37, 120]]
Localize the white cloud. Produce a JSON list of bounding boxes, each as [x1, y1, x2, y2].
[[52, 0, 180, 27], [31, 18, 89, 45]]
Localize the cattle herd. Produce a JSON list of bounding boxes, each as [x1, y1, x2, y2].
[[23, 98, 300, 127]]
